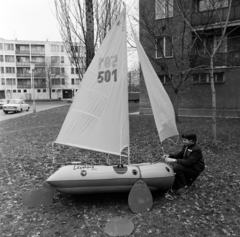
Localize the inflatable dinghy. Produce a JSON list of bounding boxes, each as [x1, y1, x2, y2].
[[47, 163, 175, 194]]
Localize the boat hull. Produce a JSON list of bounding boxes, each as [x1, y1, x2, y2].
[[47, 162, 175, 194]]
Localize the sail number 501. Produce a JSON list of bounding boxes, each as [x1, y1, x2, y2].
[[98, 69, 117, 83], [98, 55, 118, 83]]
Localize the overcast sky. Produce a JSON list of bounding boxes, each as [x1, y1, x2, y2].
[[0, 0, 60, 41], [0, 0, 138, 42], [0, 0, 138, 68]]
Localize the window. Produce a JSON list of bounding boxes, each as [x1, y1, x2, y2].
[[23, 89, 27, 93], [61, 68, 65, 74], [4, 44, 14, 50], [43, 89, 46, 92], [1, 78, 5, 85], [16, 56, 29, 63], [61, 78, 65, 85], [51, 56, 60, 63], [158, 75, 171, 84], [198, 0, 228, 12], [214, 72, 224, 83], [192, 72, 224, 83], [1, 67, 4, 73], [71, 78, 75, 85], [51, 45, 60, 52], [195, 35, 227, 54], [0, 55, 3, 62], [71, 45, 80, 53], [214, 36, 227, 53], [37, 89, 41, 93], [0, 43, 3, 50], [192, 74, 209, 83], [79, 57, 85, 67], [6, 78, 16, 85], [80, 68, 86, 75], [6, 67, 15, 74], [156, 37, 173, 58], [52, 89, 56, 92], [52, 78, 60, 85], [19, 45, 29, 51], [13, 90, 16, 93], [61, 56, 64, 63], [71, 68, 75, 74], [155, 0, 173, 19], [61, 45, 64, 52], [5, 55, 15, 62], [18, 90, 21, 93], [200, 73, 208, 83], [76, 79, 80, 85], [51, 67, 60, 75]]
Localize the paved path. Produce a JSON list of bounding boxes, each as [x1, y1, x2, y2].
[[0, 101, 68, 122]]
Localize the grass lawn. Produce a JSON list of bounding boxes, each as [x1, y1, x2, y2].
[[0, 104, 240, 237]]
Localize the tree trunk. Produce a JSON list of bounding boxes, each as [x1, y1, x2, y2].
[[210, 57, 217, 145], [48, 80, 52, 99], [174, 91, 179, 123], [85, 0, 95, 69]]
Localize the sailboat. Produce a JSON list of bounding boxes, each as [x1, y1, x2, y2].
[[46, 8, 178, 195]]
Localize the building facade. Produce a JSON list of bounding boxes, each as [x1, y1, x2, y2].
[[139, 0, 240, 117], [0, 38, 85, 100]]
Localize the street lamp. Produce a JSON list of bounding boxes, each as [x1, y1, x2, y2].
[[30, 61, 36, 113]]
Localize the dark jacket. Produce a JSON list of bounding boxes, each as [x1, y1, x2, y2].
[[169, 143, 205, 173]]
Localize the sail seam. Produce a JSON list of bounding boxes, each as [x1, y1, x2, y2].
[[70, 108, 100, 119], [81, 85, 109, 99]]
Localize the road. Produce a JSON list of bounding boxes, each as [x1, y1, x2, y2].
[[0, 101, 69, 122]]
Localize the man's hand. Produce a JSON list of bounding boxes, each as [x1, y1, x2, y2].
[[165, 157, 177, 163]]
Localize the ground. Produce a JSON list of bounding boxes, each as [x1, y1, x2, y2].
[[0, 104, 240, 237]]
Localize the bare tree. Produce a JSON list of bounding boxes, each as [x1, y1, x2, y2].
[[43, 57, 68, 99], [54, 0, 122, 78], [137, 0, 236, 144], [136, 0, 197, 121], [176, 0, 233, 144]]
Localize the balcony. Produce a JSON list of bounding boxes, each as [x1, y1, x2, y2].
[[17, 84, 46, 89], [31, 51, 45, 56], [34, 72, 46, 77], [15, 50, 30, 55], [190, 52, 240, 68], [17, 84, 32, 89], [2, 85, 17, 89], [35, 84, 47, 88], [191, 5, 240, 28], [28, 61, 45, 66], [17, 73, 31, 77], [35, 62, 45, 66], [16, 62, 30, 67]]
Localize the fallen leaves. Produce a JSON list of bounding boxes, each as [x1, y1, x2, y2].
[[0, 106, 240, 236]]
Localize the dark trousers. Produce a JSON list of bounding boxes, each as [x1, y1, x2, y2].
[[171, 163, 200, 190]]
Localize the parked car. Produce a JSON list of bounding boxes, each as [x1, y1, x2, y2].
[[2, 99, 30, 114], [67, 97, 74, 103], [0, 99, 9, 109]]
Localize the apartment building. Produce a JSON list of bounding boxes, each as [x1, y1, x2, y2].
[[139, 0, 240, 117], [0, 38, 85, 100]]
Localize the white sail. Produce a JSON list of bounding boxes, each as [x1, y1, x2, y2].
[[55, 9, 129, 156], [132, 31, 179, 142]]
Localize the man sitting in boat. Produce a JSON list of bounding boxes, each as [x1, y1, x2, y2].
[[164, 130, 205, 195]]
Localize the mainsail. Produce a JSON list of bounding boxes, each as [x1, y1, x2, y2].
[[132, 31, 179, 142], [55, 9, 129, 156]]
